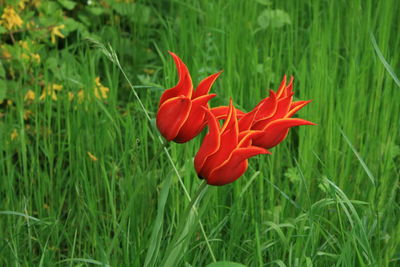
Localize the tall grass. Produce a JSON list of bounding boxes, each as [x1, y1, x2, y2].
[[1, 0, 399, 266]]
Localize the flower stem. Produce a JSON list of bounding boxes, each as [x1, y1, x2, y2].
[[101, 45, 216, 262], [162, 180, 215, 266]]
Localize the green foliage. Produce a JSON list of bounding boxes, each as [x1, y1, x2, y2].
[[257, 9, 291, 29], [206, 262, 247, 267], [1, 0, 400, 266]]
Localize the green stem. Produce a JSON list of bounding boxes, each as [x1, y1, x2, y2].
[[101, 45, 216, 262], [162, 180, 215, 266]]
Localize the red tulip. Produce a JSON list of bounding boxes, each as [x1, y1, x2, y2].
[[194, 100, 269, 186], [238, 75, 315, 149], [156, 52, 222, 143]]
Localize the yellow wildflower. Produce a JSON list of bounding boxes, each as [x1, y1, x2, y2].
[[21, 53, 30, 61], [77, 90, 84, 103], [50, 25, 65, 44], [94, 77, 102, 87], [2, 48, 12, 59], [52, 84, 63, 91], [19, 40, 29, 50], [7, 100, 13, 106], [11, 129, 18, 140], [94, 77, 109, 99], [33, 0, 41, 8], [68, 92, 74, 101], [39, 89, 56, 101], [24, 89, 35, 101], [23, 110, 33, 120], [0, 6, 24, 30], [143, 68, 155, 75], [39, 84, 62, 101], [31, 53, 40, 63], [18, 0, 29, 10], [100, 85, 109, 98], [27, 20, 35, 29], [87, 152, 98, 161]]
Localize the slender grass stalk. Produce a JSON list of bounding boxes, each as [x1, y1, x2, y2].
[[98, 42, 216, 262]]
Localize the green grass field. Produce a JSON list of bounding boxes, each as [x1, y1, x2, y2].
[[1, 0, 399, 266]]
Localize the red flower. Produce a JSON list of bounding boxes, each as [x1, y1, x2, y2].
[[238, 75, 315, 149], [156, 52, 221, 143], [194, 100, 269, 186]]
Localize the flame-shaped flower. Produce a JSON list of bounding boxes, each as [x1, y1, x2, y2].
[[156, 52, 222, 143], [238, 75, 315, 149], [194, 100, 269, 186]]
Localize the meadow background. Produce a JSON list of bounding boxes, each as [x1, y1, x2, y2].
[[0, 0, 399, 266]]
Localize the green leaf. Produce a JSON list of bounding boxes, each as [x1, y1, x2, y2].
[[77, 14, 91, 26], [257, 9, 291, 29], [255, 0, 271, 6], [64, 17, 85, 33], [284, 167, 301, 183], [0, 25, 7, 34], [130, 4, 151, 24], [143, 176, 172, 267], [0, 79, 7, 102], [206, 262, 247, 267], [86, 7, 105, 16], [39, 1, 61, 15], [0, 62, 5, 78], [58, 0, 77, 10]]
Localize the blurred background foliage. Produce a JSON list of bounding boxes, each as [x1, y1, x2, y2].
[[0, 0, 399, 266]]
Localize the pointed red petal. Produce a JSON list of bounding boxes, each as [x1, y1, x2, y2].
[[220, 99, 238, 136], [210, 106, 246, 120], [252, 118, 315, 149], [252, 95, 293, 130], [254, 90, 278, 122], [284, 76, 294, 98], [194, 108, 221, 176], [238, 130, 271, 151], [192, 71, 222, 99], [156, 96, 192, 141], [200, 100, 239, 178], [207, 146, 268, 185], [276, 75, 287, 99], [238, 109, 258, 131], [173, 94, 216, 143], [159, 52, 193, 106], [286, 100, 312, 118]]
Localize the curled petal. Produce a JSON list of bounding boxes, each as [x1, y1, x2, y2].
[[276, 75, 294, 99], [220, 99, 238, 136], [252, 95, 293, 130], [238, 130, 270, 151], [159, 52, 193, 106], [192, 71, 222, 99], [252, 118, 316, 149], [238, 109, 258, 131], [210, 106, 245, 120], [174, 94, 217, 143], [238, 92, 277, 132], [194, 108, 221, 176], [200, 105, 245, 130], [276, 75, 287, 99], [286, 100, 312, 118], [156, 96, 191, 141], [254, 90, 278, 122], [284, 76, 294, 98], [207, 146, 269, 186], [200, 100, 239, 178]]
